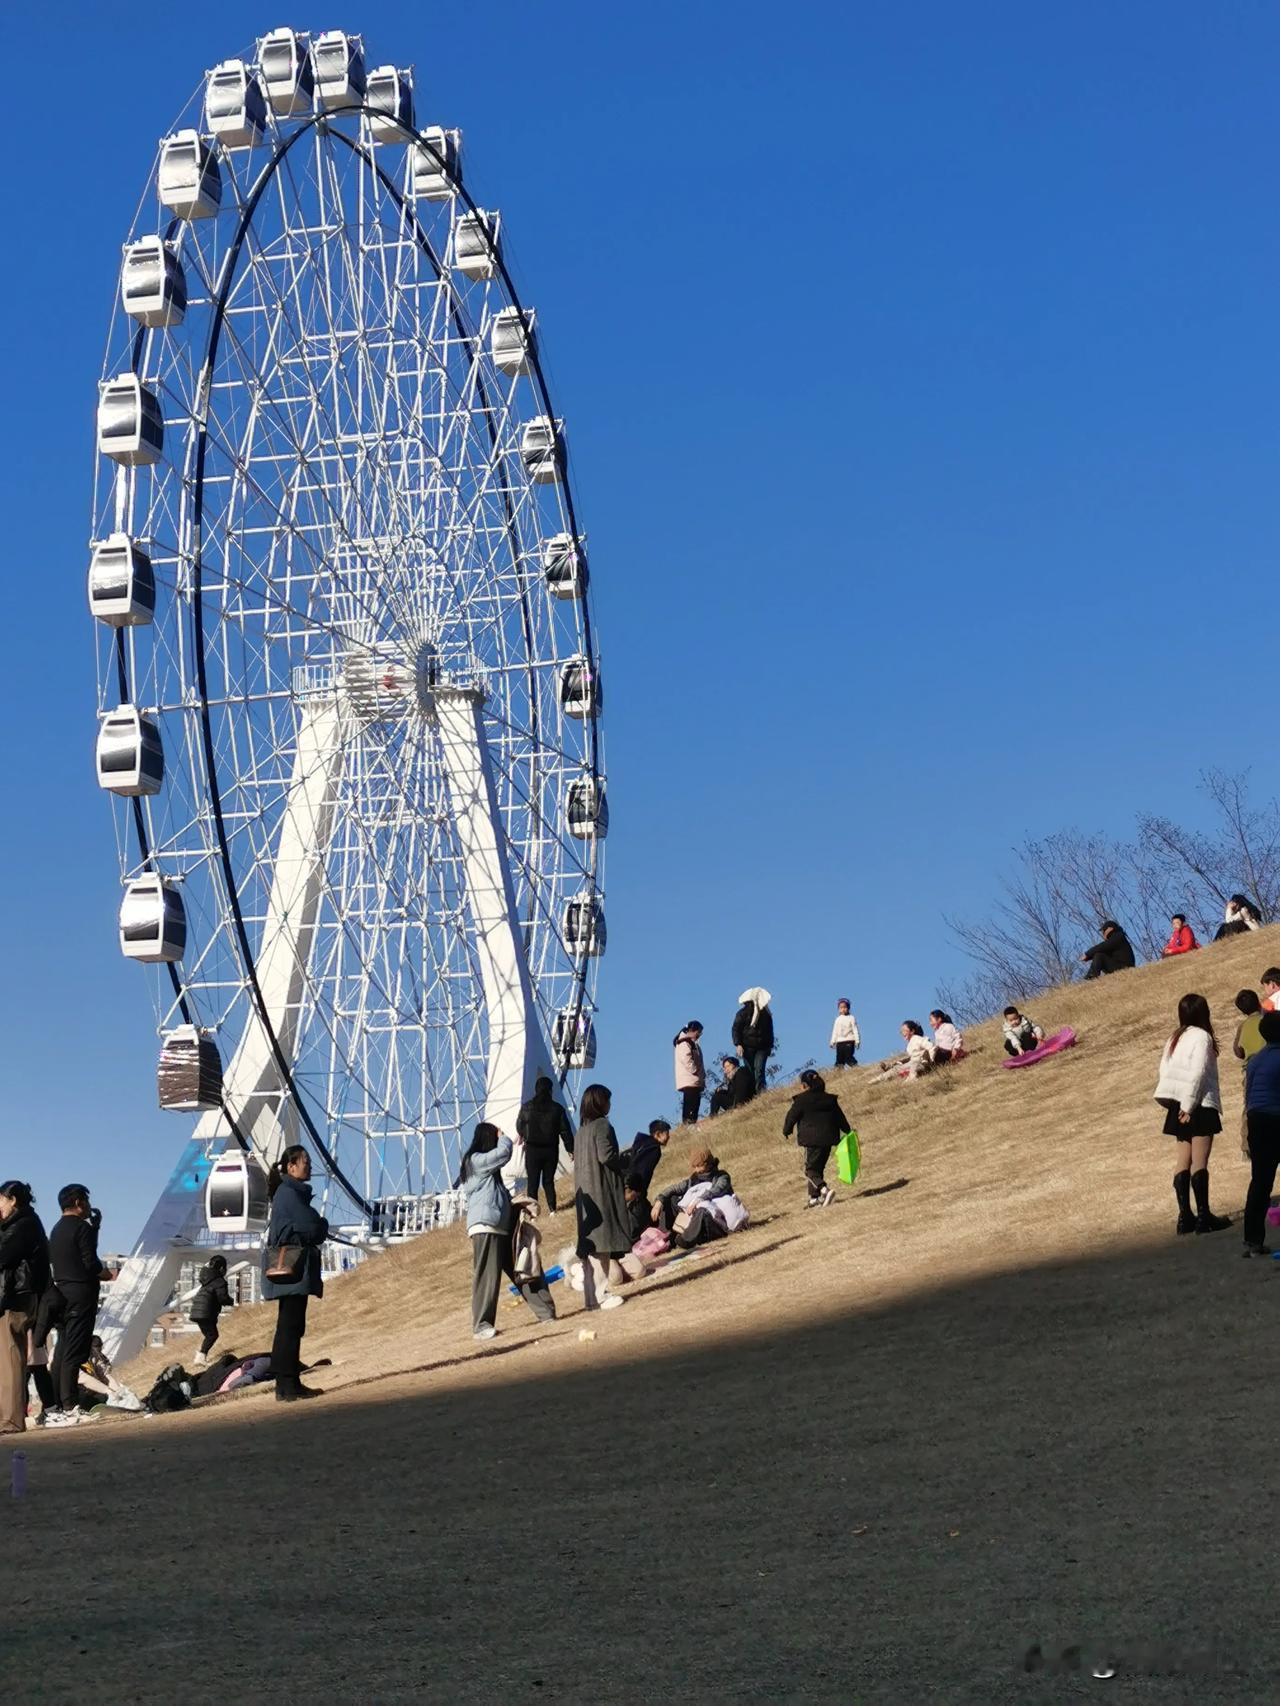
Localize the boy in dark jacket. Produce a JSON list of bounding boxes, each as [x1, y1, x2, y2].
[[624, 1173, 652, 1244], [190, 1255, 235, 1363], [47, 1184, 103, 1426], [783, 1071, 852, 1208], [618, 1121, 670, 1193]]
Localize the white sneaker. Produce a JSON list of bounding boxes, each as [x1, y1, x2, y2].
[[598, 1294, 624, 1311], [821, 1185, 836, 1207], [193, 1350, 207, 1367], [473, 1323, 497, 1341], [44, 1410, 80, 1428]]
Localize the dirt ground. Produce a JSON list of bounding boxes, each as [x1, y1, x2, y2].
[[10, 930, 1280, 1702]]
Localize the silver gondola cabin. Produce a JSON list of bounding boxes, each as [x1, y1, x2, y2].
[[543, 533, 587, 601], [454, 208, 500, 280], [366, 64, 413, 138], [520, 416, 563, 484], [313, 30, 366, 111], [412, 127, 461, 200], [259, 27, 313, 115], [491, 306, 536, 376], [566, 777, 608, 840], [118, 874, 187, 963], [157, 1026, 224, 1112], [97, 374, 164, 466], [553, 1008, 596, 1071], [120, 237, 187, 329], [96, 704, 164, 797], [560, 658, 601, 720], [205, 1150, 271, 1233], [88, 533, 155, 627], [564, 891, 607, 957], [206, 58, 267, 148], [157, 130, 221, 220]]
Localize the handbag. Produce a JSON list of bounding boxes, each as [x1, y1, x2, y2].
[[264, 1245, 305, 1281], [835, 1130, 861, 1186]]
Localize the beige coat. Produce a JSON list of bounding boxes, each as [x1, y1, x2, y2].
[[673, 1029, 706, 1091]]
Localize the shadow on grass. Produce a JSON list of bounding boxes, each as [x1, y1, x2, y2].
[[11, 1228, 1280, 1704]]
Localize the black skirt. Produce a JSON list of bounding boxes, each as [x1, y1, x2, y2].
[[1160, 1100, 1222, 1139]]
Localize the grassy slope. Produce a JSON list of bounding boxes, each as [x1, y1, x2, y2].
[[18, 926, 1280, 1704], [119, 923, 1273, 1398]]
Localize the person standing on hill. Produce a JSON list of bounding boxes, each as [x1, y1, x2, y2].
[[461, 1123, 555, 1340], [0, 1181, 50, 1435], [573, 1084, 630, 1311], [47, 1184, 103, 1427], [783, 1069, 852, 1209], [733, 987, 775, 1094], [1154, 994, 1228, 1236], [1216, 895, 1263, 940], [673, 1022, 706, 1125], [516, 1076, 575, 1214], [262, 1146, 329, 1403], [1242, 1011, 1280, 1257], [1162, 914, 1198, 956], [1082, 921, 1136, 978], [189, 1254, 234, 1365], [829, 999, 861, 1068]]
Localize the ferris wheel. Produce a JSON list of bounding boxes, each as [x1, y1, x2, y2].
[[90, 29, 606, 1356]]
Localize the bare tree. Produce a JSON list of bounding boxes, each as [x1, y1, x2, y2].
[[943, 771, 1280, 1025]]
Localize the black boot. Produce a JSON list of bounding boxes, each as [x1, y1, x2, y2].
[[1173, 1171, 1195, 1235], [1191, 1168, 1230, 1234]]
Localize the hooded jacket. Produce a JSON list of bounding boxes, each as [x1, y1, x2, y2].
[[732, 989, 774, 1055], [0, 1207, 51, 1314], [516, 1080, 575, 1156], [620, 1132, 666, 1192], [189, 1263, 234, 1325], [673, 1029, 706, 1091], [783, 1086, 851, 1148]]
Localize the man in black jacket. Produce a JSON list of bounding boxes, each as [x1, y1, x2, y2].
[[1081, 921, 1137, 979], [48, 1184, 103, 1425], [516, 1077, 575, 1213], [618, 1120, 671, 1193], [709, 1056, 757, 1117]]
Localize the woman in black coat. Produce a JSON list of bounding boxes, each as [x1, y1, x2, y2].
[[783, 1071, 852, 1209], [573, 1083, 630, 1311], [0, 1181, 51, 1434], [261, 1146, 329, 1403], [189, 1254, 234, 1364]]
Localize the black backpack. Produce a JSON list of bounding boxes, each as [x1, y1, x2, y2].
[[144, 1363, 193, 1414]]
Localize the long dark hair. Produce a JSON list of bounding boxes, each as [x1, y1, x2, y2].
[[1169, 993, 1217, 1055], [267, 1145, 308, 1198], [929, 1010, 953, 1027], [580, 1083, 612, 1122], [904, 1020, 924, 1037], [0, 1181, 34, 1211], [463, 1121, 501, 1164]]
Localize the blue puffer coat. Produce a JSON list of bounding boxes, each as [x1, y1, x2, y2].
[[261, 1175, 330, 1300]]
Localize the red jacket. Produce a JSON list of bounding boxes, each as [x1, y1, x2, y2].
[[1163, 925, 1198, 956]]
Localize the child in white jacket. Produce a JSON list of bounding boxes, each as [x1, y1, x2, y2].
[[829, 999, 861, 1068], [1153, 993, 1228, 1236]]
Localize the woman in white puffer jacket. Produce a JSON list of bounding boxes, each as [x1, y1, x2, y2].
[[1153, 992, 1228, 1236]]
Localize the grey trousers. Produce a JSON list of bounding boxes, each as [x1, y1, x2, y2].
[[471, 1233, 556, 1331]]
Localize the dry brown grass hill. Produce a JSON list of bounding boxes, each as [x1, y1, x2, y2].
[[13, 926, 1280, 1703]]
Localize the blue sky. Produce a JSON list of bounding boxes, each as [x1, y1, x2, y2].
[[2, 1, 1275, 1245]]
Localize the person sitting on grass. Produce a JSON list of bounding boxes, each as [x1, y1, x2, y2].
[[1002, 1007, 1045, 1058], [652, 1147, 734, 1246], [1162, 914, 1198, 957], [1262, 969, 1280, 1014], [709, 1055, 756, 1117], [874, 1021, 933, 1082], [1215, 895, 1262, 940], [1081, 920, 1136, 978], [624, 1172, 652, 1245], [928, 1011, 965, 1064]]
